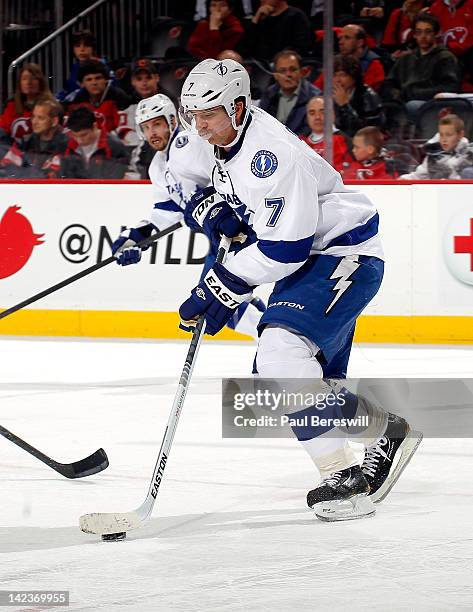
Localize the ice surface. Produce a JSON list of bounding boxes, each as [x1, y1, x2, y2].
[[1, 337, 472, 611]]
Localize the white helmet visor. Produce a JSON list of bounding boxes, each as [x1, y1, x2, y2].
[[178, 105, 234, 143]]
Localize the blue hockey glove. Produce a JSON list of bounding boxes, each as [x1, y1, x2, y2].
[[183, 201, 203, 233], [112, 221, 156, 266], [179, 262, 254, 336], [189, 186, 244, 241]]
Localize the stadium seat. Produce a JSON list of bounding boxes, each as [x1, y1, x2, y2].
[[149, 18, 191, 59], [415, 98, 473, 140], [382, 101, 412, 140], [384, 142, 419, 175], [243, 59, 274, 102], [158, 59, 198, 99]]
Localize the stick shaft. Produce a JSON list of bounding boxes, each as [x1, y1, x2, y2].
[[143, 236, 232, 514], [79, 235, 232, 532], [0, 222, 183, 320]]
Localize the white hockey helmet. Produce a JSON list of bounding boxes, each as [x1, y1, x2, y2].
[[135, 93, 177, 139], [179, 59, 251, 145]]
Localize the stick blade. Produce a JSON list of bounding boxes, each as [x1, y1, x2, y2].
[[80, 511, 142, 535], [60, 448, 109, 479]]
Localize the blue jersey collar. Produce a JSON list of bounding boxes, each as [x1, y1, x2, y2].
[[166, 126, 180, 161], [216, 112, 253, 163]]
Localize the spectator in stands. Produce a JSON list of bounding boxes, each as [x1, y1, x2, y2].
[[0, 63, 54, 144], [310, 0, 355, 29], [258, 50, 321, 135], [339, 25, 385, 91], [332, 54, 384, 137], [123, 59, 176, 179], [61, 106, 130, 179], [0, 99, 68, 178], [56, 30, 109, 102], [299, 96, 351, 170], [339, 125, 397, 179], [400, 113, 472, 179], [351, 1, 386, 42], [118, 59, 175, 147], [187, 0, 244, 60], [382, 0, 426, 57], [381, 13, 460, 119], [237, 0, 313, 61], [217, 49, 244, 61], [66, 60, 131, 133], [429, 0, 473, 89], [314, 24, 385, 92]]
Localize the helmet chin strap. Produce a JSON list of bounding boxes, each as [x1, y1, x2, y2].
[[163, 122, 178, 153], [222, 108, 250, 148]]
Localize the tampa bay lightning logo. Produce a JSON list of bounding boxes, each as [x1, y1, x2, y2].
[[251, 150, 278, 178], [213, 62, 228, 77], [175, 135, 189, 148]]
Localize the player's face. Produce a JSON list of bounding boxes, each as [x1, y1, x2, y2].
[[82, 73, 107, 96], [439, 125, 463, 152], [32, 105, 57, 136], [191, 106, 237, 146], [352, 135, 376, 162], [141, 116, 171, 150], [306, 98, 324, 133], [132, 72, 159, 98]]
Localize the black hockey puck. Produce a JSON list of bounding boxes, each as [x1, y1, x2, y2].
[[101, 532, 126, 542]]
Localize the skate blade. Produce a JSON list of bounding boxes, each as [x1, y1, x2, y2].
[[371, 430, 423, 504], [313, 493, 376, 522]]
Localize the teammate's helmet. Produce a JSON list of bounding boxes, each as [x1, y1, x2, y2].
[[180, 59, 251, 145], [135, 93, 177, 139]]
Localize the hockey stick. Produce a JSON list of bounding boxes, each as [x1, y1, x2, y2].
[[0, 222, 183, 321], [79, 234, 232, 539], [0, 424, 109, 478]]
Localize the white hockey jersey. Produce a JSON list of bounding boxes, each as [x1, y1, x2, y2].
[[148, 128, 214, 230], [210, 107, 384, 287]]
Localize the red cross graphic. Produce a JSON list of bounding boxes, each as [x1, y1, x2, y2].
[[454, 218, 473, 271]]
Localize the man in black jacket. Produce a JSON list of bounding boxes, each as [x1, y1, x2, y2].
[[237, 0, 313, 61], [332, 54, 384, 137], [259, 50, 321, 136], [382, 13, 460, 120]]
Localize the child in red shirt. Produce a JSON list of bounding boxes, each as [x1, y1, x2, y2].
[[340, 126, 398, 180]]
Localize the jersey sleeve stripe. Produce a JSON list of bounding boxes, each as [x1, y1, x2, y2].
[[257, 235, 314, 264], [154, 200, 183, 213], [324, 213, 379, 250]]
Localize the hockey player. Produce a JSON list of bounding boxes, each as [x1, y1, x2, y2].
[[178, 59, 422, 521], [111, 93, 264, 338]]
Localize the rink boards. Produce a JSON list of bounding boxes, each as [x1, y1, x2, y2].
[[1, 179, 473, 343]]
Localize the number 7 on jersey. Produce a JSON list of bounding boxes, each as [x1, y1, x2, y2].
[[265, 197, 285, 227]]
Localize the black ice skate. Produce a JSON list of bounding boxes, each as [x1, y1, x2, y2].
[[361, 413, 423, 504], [307, 465, 375, 522]]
